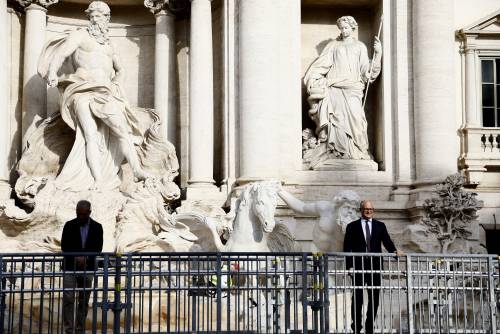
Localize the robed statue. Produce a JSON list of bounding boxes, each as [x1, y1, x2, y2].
[[38, 0, 151, 191], [303, 15, 382, 166]]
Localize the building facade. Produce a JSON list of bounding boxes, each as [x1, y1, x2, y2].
[[1, 0, 500, 253]]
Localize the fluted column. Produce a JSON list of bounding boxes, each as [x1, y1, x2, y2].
[[144, 1, 177, 146], [18, 0, 58, 149], [188, 0, 215, 187], [0, 0, 10, 198], [413, 0, 457, 186]]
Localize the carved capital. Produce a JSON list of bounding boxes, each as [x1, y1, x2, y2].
[[16, 0, 58, 8], [144, 0, 170, 15], [145, 0, 189, 16]]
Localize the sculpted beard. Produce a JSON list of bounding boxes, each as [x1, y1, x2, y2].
[[87, 17, 109, 44], [337, 207, 357, 233]]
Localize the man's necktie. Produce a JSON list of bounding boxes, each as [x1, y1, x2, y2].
[[365, 220, 371, 252]]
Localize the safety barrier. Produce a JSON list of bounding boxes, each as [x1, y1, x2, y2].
[[0, 252, 498, 333]]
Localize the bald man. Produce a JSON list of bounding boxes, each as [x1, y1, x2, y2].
[[343, 200, 403, 334]]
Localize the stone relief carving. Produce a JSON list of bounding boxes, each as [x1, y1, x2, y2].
[[303, 15, 381, 170], [144, 0, 188, 14], [144, 0, 170, 14], [278, 187, 360, 253], [402, 174, 484, 254], [16, 0, 59, 8], [0, 1, 182, 253]]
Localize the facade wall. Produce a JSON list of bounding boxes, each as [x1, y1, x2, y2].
[[3, 0, 500, 252], [453, 0, 500, 231]]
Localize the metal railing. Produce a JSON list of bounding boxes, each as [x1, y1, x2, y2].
[[0, 252, 498, 333]]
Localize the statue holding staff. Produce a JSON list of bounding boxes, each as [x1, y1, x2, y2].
[[304, 15, 382, 161]]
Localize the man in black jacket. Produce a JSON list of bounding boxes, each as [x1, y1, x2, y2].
[[343, 200, 403, 334], [61, 200, 103, 334]]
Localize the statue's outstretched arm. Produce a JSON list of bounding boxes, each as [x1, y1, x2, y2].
[[46, 32, 82, 87], [278, 189, 330, 216]]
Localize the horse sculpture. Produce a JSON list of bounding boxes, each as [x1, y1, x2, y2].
[[174, 181, 295, 252], [174, 181, 296, 332]]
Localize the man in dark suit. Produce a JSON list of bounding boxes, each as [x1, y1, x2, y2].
[[343, 200, 403, 334], [61, 200, 103, 334]]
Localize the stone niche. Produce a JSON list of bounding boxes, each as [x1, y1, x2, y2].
[[301, 0, 386, 171]]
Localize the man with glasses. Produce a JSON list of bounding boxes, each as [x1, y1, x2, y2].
[[343, 200, 403, 334]]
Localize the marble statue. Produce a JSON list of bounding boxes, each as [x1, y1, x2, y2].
[[303, 16, 381, 169], [39, 0, 150, 191], [0, 1, 181, 252], [175, 181, 296, 252], [278, 186, 360, 253]]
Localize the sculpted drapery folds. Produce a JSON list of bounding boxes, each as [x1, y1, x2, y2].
[[38, 1, 151, 191], [304, 16, 382, 160]]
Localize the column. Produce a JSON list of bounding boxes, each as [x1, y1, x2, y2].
[[412, 0, 457, 186], [144, 1, 177, 146], [221, 0, 237, 193], [277, 0, 302, 178], [238, 0, 301, 182], [391, 0, 412, 200], [0, 1, 10, 198], [188, 0, 215, 187], [463, 37, 480, 127], [18, 0, 58, 149]]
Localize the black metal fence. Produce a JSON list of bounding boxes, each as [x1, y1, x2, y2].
[[0, 252, 498, 333]]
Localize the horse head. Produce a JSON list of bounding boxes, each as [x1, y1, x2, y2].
[[240, 181, 279, 233]]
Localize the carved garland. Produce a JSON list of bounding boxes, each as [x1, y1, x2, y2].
[[16, 0, 59, 8]]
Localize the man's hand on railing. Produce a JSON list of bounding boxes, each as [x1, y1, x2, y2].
[[395, 249, 405, 257]]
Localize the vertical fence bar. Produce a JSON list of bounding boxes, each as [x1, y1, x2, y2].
[[406, 255, 414, 334], [101, 255, 109, 334], [113, 254, 123, 334], [301, 253, 308, 333], [0, 255, 4, 334], [124, 255, 133, 334], [216, 253, 222, 332], [488, 256, 498, 334], [322, 253, 329, 334]]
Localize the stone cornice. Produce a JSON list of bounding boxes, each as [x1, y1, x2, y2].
[[16, 0, 58, 8]]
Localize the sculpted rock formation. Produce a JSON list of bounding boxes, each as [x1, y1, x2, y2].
[[303, 15, 381, 170]]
